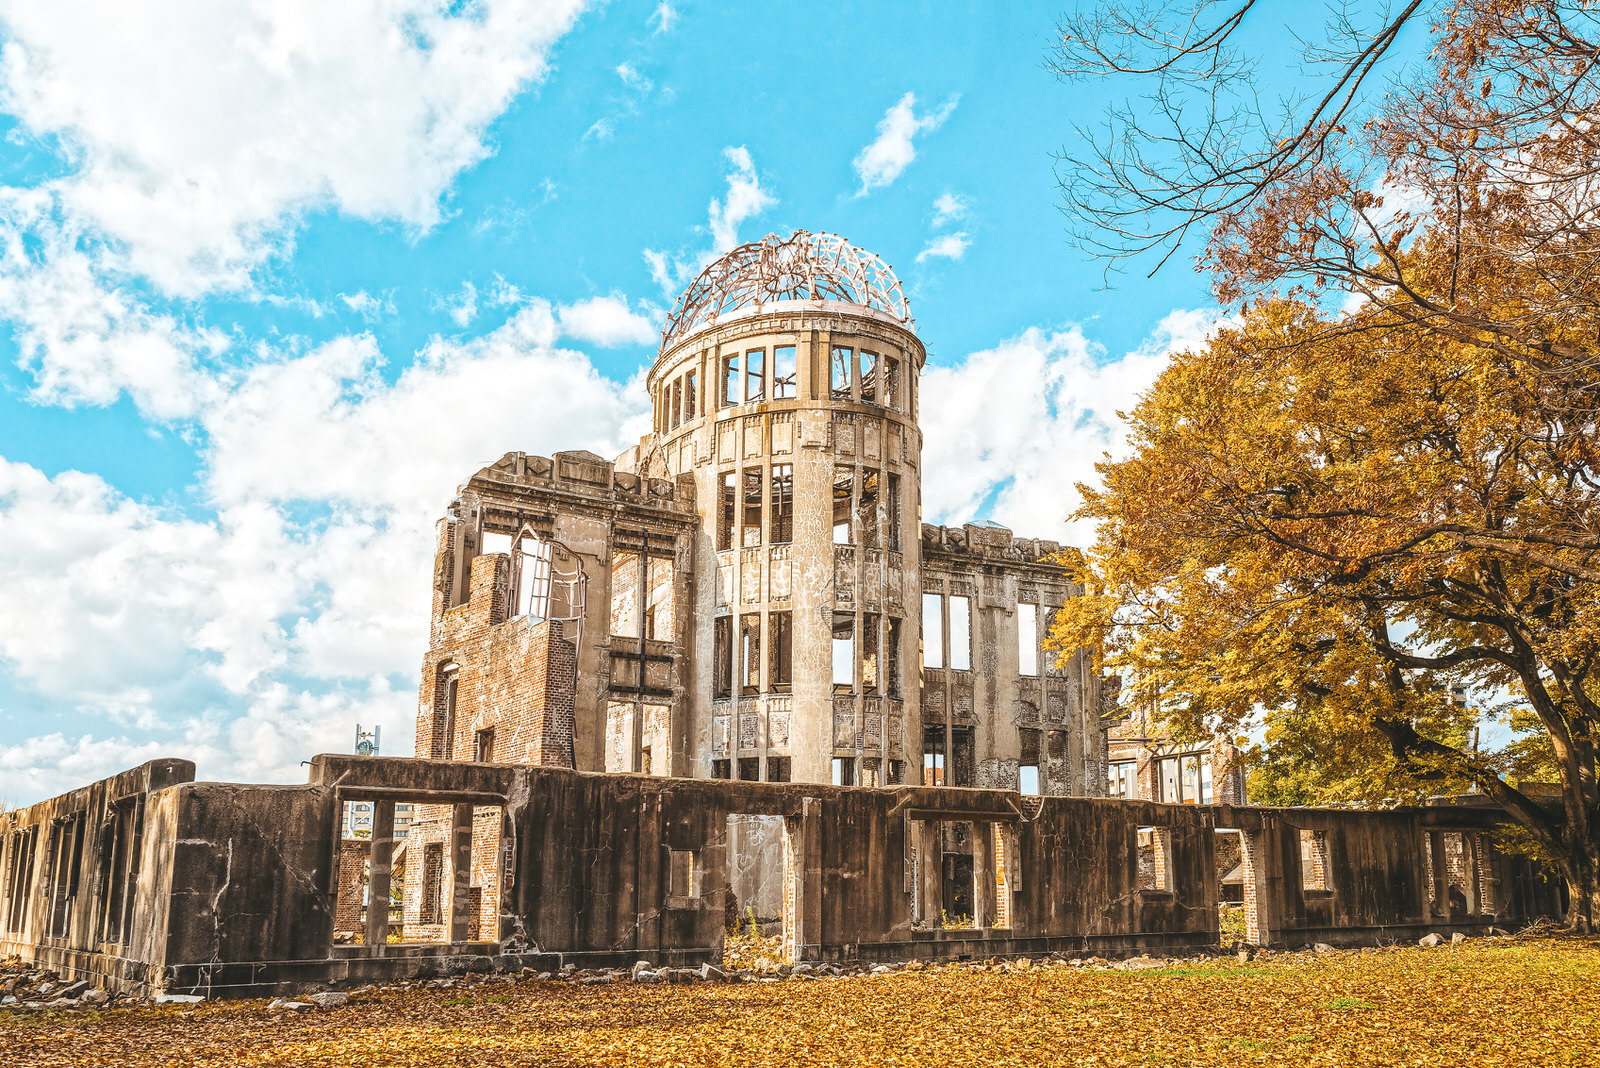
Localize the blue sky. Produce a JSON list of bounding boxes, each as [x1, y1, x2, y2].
[[0, 1, 1265, 804]]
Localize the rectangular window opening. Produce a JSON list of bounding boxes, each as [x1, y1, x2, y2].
[[861, 612, 881, 695], [886, 474, 901, 552], [832, 466, 854, 544], [742, 468, 763, 548], [712, 758, 731, 780], [685, 369, 697, 418], [767, 756, 791, 782], [923, 728, 946, 786], [473, 727, 495, 764], [721, 352, 739, 407], [669, 377, 681, 430], [610, 551, 641, 638], [1300, 829, 1329, 892], [739, 615, 762, 696], [717, 472, 736, 552], [769, 464, 794, 544], [713, 616, 733, 699], [884, 357, 901, 410], [949, 595, 971, 671], [1108, 761, 1136, 799], [420, 842, 445, 925], [769, 611, 793, 693], [922, 593, 943, 669], [886, 617, 902, 698], [773, 345, 796, 399], [859, 350, 878, 403], [1018, 602, 1039, 677], [830, 346, 853, 400], [738, 756, 761, 781], [1136, 827, 1173, 892], [668, 849, 700, 898], [858, 468, 880, 548], [831, 756, 855, 786], [645, 556, 673, 641], [745, 348, 765, 403], [832, 612, 855, 693]]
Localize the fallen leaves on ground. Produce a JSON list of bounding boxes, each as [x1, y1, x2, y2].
[[4, 935, 1597, 1067]]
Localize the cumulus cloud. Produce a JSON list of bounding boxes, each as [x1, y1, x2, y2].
[[920, 309, 1222, 541], [556, 294, 658, 347], [916, 232, 969, 263], [644, 145, 776, 298], [853, 92, 959, 195], [650, 2, 677, 34], [0, 0, 590, 296], [932, 192, 968, 227]]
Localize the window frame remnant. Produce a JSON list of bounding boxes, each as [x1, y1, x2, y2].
[[739, 614, 762, 696], [831, 345, 853, 400], [773, 344, 796, 398], [769, 610, 793, 692], [713, 616, 733, 699], [742, 467, 763, 548], [473, 727, 495, 764], [718, 471, 736, 551], [859, 349, 878, 403], [432, 664, 459, 760], [769, 463, 794, 543], [721, 351, 739, 407], [745, 347, 765, 404]]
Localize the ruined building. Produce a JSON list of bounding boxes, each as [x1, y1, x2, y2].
[[0, 233, 1568, 998]]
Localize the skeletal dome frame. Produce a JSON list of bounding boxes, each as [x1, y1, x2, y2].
[[660, 230, 912, 354]]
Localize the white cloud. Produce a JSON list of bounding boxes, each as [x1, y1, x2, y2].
[[650, 2, 677, 34], [643, 145, 776, 298], [615, 62, 653, 93], [916, 232, 969, 262], [0, 733, 172, 810], [340, 290, 395, 322], [557, 294, 658, 347], [584, 117, 616, 142], [0, 0, 591, 296], [853, 92, 959, 195], [920, 309, 1221, 541], [932, 192, 968, 226]]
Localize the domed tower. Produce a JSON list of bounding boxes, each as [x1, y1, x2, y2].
[[647, 231, 923, 786]]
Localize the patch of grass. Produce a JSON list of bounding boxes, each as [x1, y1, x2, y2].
[[1321, 997, 1379, 1011]]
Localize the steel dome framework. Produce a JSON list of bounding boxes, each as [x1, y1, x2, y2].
[[660, 230, 912, 353]]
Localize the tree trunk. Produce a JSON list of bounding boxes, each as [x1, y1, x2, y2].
[[1557, 833, 1600, 934]]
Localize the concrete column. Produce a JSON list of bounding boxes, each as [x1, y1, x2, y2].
[[448, 803, 474, 943], [973, 822, 995, 929], [364, 800, 395, 948], [917, 819, 942, 926], [1429, 830, 1447, 918]]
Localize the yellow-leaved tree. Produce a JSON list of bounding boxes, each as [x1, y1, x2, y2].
[[1051, 1, 1600, 929]]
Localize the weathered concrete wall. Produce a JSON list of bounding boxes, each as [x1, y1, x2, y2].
[[0, 757, 1566, 997]]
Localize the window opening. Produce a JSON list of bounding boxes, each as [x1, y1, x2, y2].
[[831, 757, 856, 786], [1300, 829, 1329, 892], [669, 377, 681, 430], [1136, 827, 1172, 891], [887, 473, 901, 551], [859, 350, 878, 403], [738, 757, 761, 781], [668, 850, 699, 898], [949, 595, 971, 671], [1018, 602, 1038, 676], [861, 612, 881, 695], [858, 468, 880, 547], [5, 827, 37, 932], [713, 616, 733, 699], [884, 357, 900, 410], [767, 756, 791, 782], [640, 745, 653, 775], [740, 615, 762, 695], [832, 466, 854, 543], [514, 531, 555, 621], [420, 842, 444, 925], [745, 348, 765, 403], [721, 352, 739, 406], [645, 556, 673, 640], [773, 345, 796, 398], [831, 346, 853, 399], [769, 611, 793, 692], [718, 472, 736, 551], [886, 618, 902, 697], [1108, 761, 1136, 799], [951, 727, 975, 786], [685, 369, 697, 418], [922, 593, 943, 669], [769, 464, 794, 543], [832, 613, 855, 692], [1019, 728, 1041, 795], [473, 727, 495, 764], [432, 665, 459, 760], [923, 728, 946, 786], [887, 759, 905, 785], [610, 551, 641, 638], [712, 758, 731, 780], [742, 468, 763, 547]]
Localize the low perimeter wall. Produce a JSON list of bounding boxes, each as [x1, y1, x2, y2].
[[0, 757, 1565, 997]]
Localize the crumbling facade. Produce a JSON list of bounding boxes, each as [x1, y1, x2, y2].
[[0, 231, 1570, 998], [412, 232, 1110, 801]]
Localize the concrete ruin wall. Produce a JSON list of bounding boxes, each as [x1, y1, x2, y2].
[[0, 756, 1564, 998]]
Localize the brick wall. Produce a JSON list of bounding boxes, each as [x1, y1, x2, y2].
[[334, 838, 369, 940]]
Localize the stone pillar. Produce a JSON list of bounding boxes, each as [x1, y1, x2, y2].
[[448, 803, 474, 943], [364, 800, 395, 948], [1239, 829, 1279, 946], [973, 822, 996, 929]]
